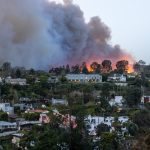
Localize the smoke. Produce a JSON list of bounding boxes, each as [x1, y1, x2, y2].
[[0, 0, 134, 69]]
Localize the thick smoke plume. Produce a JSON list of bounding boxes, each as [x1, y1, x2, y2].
[[0, 0, 134, 69]]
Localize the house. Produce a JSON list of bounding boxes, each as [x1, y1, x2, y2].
[[66, 74, 102, 83], [107, 74, 126, 82], [0, 121, 17, 130], [19, 121, 41, 130], [127, 74, 136, 79], [39, 114, 50, 123], [52, 109, 77, 129], [0, 103, 14, 114], [141, 96, 150, 103], [51, 98, 68, 106], [13, 103, 29, 111], [109, 96, 125, 107], [5, 77, 26, 85], [84, 115, 129, 136], [19, 97, 34, 109], [48, 76, 59, 83]]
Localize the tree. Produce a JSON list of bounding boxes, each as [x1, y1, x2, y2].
[[132, 110, 150, 129], [133, 62, 141, 72], [102, 60, 112, 73], [138, 60, 146, 65], [100, 132, 119, 150], [71, 64, 80, 74], [15, 69, 21, 78], [133, 77, 142, 87], [128, 122, 139, 136], [0, 111, 8, 121], [116, 60, 129, 73], [60, 75, 67, 83], [101, 83, 111, 99], [66, 64, 70, 74], [2, 62, 11, 76], [29, 68, 35, 75], [96, 123, 110, 136], [126, 87, 142, 107], [95, 64, 101, 73], [23, 113, 40, 121], [90, 62, 98, 73], [81, 62, 89, 74]]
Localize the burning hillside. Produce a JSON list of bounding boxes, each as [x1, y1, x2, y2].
[[0, 0, 134, 69]]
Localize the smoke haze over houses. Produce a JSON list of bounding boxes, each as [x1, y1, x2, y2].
[[0, 0, 134, 69]]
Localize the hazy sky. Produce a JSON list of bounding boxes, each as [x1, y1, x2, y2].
[[52, 0, 150, 64]]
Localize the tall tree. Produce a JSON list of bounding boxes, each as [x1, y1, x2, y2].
[[90, 62, 98, 73], [15, 68, 21, 78], [95, 64, 101, 73], [81, 62, 89, 74], [96, 123, 110, 136], [126, 87, 142, 107], [128, 123, 139, 136], [102, 60, 112, 73], [133, 62, 141, 72], [116, 60, 129, 73], [71, 64, 80, 74], [100, 132, 119, 150], [2, 62, 11, 77], [66, 64, 70, 74], [101, 83, 111, 99]]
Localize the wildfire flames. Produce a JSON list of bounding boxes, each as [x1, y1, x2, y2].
[[85, 53, 135, 73]]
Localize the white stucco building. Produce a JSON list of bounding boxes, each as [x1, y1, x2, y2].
[[0, 121, 17, 130], [5, 77, 26, 85], [0, 103, 14, 114], [107, 74, 126, 82], [66, 74, 102, 83], [85, 115, 129, 136], [109, 96, 124, 107]]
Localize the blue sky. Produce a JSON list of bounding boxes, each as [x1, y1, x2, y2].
[[53, 0, 150, 64]]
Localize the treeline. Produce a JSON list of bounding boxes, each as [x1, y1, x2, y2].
[[49, 60, 130, 75]]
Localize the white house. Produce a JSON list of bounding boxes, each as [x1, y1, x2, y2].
[[107, 74, 126, 82], [5, 77, 26, 85], [0, 121, 17, 130], [0, 103, 14, 114], [109, 96, 124, 107], [84, 115, 129, 136], [51, 98, 68, 106], [66, 74, 102, 83]]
